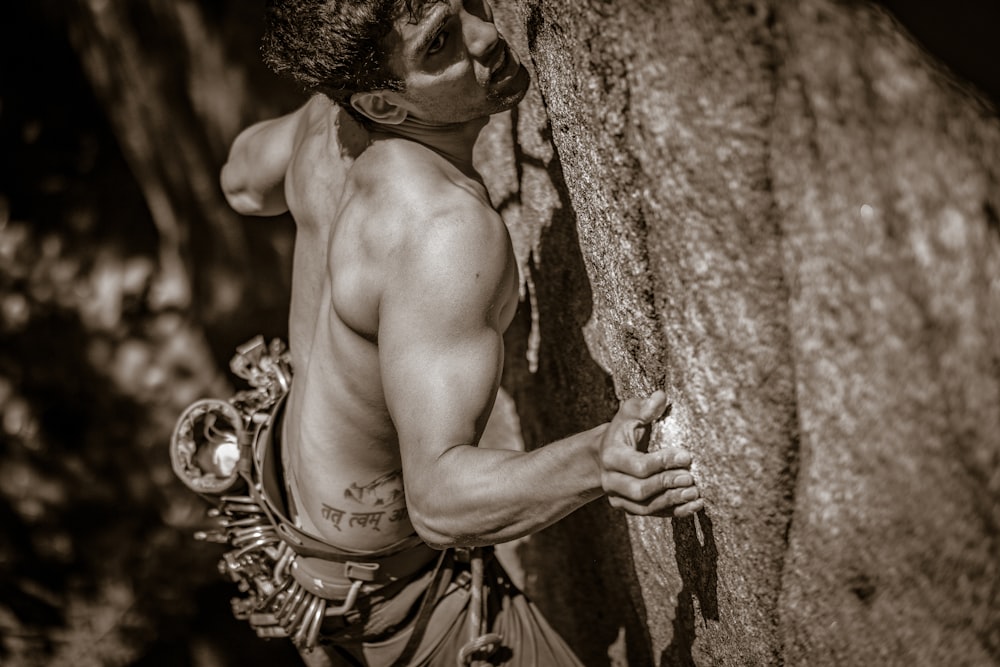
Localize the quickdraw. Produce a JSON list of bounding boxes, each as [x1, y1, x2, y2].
[[191, 491, 378, 649], [458, 547, 503, 666]]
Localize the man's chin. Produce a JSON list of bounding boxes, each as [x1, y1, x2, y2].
[[488, 66, 531, 111]]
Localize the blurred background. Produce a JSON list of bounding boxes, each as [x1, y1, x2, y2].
[[0, 1, 997, 665]]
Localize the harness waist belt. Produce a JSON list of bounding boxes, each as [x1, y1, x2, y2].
[[249, 395, 438, 582]]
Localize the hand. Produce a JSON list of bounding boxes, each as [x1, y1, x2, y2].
[[597, 390, 704, 518]]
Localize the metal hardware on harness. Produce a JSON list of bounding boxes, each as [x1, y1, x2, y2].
[[457, 548, 502, 666], [174, 336, 501, 663], [171, 336, 292, 496], [174, 337, 371, 650], [229, 336, 293, 408], [195, 494, 372, 651], [171, 399, 246, 495]]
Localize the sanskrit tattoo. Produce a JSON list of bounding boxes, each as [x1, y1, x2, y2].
[[320, 504, 346, 531], [320, 503, 409, 532], [349, 511, 384, 531], [344, 470, 404, 507]]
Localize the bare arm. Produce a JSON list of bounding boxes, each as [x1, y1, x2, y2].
[[380, 209, 702, 549], [220, 96, 318, 216]]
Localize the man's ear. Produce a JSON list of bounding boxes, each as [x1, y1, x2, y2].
[[350, 91, 408, 125]]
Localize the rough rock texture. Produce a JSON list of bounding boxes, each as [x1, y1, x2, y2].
[[477, 0, 1000, 665], [772, 3, 1000, 665]]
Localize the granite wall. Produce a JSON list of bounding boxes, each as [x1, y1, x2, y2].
[[477, 1, 1000, 664]]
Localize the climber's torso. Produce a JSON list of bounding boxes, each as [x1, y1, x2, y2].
[[279, 103, 519, 552]]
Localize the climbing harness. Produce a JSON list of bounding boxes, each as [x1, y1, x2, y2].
[[170, 336, 502, 661], [173, 336, 345, 647], [172, 336, 402, 649]]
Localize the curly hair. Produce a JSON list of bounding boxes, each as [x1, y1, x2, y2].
[[262, 0, 430, 114]]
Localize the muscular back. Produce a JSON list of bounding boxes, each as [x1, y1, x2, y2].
[[223, 94, 700, 555], [280, 105, 520, 552]]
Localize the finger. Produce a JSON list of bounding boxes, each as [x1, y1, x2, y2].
[[673, 498, 705, 518], [603, 472, 662, 502], [603, 469, 695, 502], [602, 447, 663, 478], [613, 392, 670, 450], [657, 447, 693, 470], [607, 485, 701, 516], [637, 390, 668, 423], [603, 446, 692, 478], [661, 470, 695, 488], [610, 496, 705, 518], [615, 390, 668, 426]]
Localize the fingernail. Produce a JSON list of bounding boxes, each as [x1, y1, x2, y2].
[[674, 450, 692, 466], [681, 487, 699, 501], [673, 473, 693, 487]]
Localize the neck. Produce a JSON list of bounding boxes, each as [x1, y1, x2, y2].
[[372, 115, 488, 176]]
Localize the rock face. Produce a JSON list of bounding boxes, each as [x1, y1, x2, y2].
[[479, 0, 1000, 665]]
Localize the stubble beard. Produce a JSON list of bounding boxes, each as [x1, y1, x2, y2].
[[486, 64, 530, 114]]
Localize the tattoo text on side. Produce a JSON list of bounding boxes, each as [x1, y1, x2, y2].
[[320, 504, 409, 532]]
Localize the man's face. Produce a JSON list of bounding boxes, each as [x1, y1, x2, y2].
[[386, 0, 530, 124]]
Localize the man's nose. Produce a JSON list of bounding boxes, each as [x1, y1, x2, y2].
[[462, 10, 499, 59]]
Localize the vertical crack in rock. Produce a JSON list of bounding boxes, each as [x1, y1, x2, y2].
[[759, 5, 805, 666]]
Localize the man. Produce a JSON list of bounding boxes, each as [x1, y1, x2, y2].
[[212, 0, 704, 664]]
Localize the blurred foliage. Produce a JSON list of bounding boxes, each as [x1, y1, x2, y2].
[[0, 3, 300, 665]]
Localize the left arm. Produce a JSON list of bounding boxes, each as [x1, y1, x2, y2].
[[220, 96, 321, 216]]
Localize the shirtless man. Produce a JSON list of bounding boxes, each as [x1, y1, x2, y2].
[[215, 0, 703, 663]]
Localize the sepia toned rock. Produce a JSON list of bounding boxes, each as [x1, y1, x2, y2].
[[477, 1, 1000, 664]]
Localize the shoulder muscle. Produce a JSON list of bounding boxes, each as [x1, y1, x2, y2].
[[387, 203, 511, 327]]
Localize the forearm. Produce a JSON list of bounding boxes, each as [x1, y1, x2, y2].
[[220, 100, 314, 216], [405, 424, 608, 548]]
